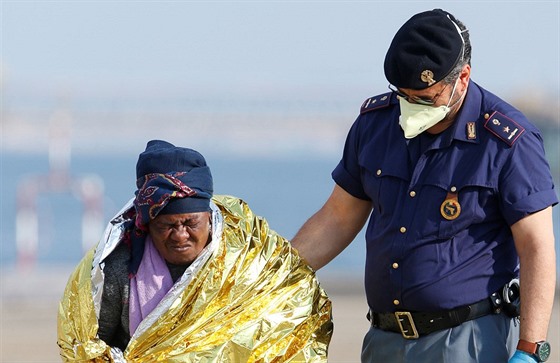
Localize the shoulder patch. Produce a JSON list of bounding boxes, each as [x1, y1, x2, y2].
[[360, 92, 392, 115], [483, 111, 525, 146]]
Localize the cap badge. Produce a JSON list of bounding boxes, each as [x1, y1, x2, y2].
[[420, 70, 436, 86], [440, 191, 461, 220]]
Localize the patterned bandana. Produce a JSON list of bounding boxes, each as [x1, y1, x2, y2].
[[127, 172, 197, 276], [133, 172, 196, 230]]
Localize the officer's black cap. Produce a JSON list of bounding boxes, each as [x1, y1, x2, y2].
[[384, 9, 464, 90]]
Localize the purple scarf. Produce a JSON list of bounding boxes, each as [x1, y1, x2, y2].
[[129, 236, 174, 336]]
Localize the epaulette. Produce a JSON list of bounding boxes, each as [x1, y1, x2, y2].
[[483, 111, 525, 146], [360, 92, 392, 115]]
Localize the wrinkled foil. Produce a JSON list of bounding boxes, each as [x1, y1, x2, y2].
[[58, 195, 333, 362]]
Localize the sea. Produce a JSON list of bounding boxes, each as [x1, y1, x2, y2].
[[2, 151, 559, 280], [0, 152, 366, 278]]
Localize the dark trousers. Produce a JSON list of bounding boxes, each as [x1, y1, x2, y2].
[[361, 313, 519, 363]]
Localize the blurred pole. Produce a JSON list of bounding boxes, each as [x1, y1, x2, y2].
[[15, 108, 105, 269]]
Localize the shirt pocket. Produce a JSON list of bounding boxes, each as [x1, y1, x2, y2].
[[420, 178, 498, 240], [360, 159, 410, 215]]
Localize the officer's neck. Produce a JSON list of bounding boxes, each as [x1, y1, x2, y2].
[[426, 118, 455, 135], [426, 94, 466, 135], [426, 82, 468, 135]]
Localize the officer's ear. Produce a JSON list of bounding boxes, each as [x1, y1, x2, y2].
[[458, 64, 471, 91]]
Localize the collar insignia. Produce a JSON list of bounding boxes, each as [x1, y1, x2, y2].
[[466, 122, 477, 140]]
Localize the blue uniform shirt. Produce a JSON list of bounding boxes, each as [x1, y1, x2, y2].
[[333, 82, 558, 312]]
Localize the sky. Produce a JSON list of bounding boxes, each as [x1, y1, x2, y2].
[[2, 1, 559, 115]]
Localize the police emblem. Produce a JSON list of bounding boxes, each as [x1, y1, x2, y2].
[[420, 70, 436, 86], [440, 192, 461, 220]]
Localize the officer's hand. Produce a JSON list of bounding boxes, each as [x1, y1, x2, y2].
[[508, 350, 538, 363]]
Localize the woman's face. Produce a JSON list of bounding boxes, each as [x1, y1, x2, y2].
[[148, 211, 211, 265]]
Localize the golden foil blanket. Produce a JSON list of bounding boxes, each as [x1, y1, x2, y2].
[[57, 195, 333, 362]]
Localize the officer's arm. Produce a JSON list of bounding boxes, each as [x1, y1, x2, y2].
[[291, 184, 372, 270], [511, 206, 556, 344]]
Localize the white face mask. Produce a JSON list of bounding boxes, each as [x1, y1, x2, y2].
[[398, 78, 460, 139], [398, 98, 450, 139]]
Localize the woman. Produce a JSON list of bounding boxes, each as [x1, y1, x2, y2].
[[57, 140, 332, 362]]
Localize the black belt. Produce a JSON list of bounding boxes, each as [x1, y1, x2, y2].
[[368, 297, 495, 339]]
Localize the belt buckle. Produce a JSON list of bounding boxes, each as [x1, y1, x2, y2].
[[394, 311, 419, 339]]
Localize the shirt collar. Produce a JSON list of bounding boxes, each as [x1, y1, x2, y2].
[[449, 81, 482, 144], [429, 81, 482, 149]]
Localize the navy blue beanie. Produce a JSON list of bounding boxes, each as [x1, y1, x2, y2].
[[135, 140, 213, 214]]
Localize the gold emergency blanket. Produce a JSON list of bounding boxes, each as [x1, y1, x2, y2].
[[57, 195, 333, 362]]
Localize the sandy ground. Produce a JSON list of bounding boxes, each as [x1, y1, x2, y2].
[[0, 268, 558, 363]]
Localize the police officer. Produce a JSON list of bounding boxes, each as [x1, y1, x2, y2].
[[291, 9, 557, 363]]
